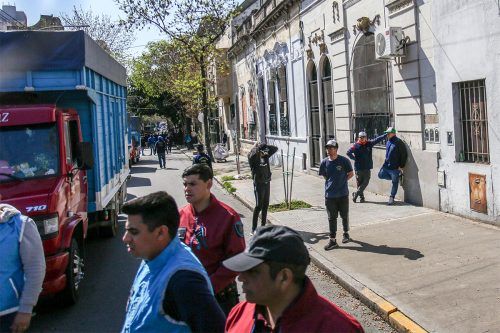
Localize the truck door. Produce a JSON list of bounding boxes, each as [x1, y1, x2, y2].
[[63, 119, 87, 217]]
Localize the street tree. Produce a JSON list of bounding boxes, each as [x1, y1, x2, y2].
[[115, 0, 238, 158], [60, 5, 135, 65]]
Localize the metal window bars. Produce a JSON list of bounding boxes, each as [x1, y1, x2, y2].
[[459, 80, 489, 164], [351, 113, 390, 143]]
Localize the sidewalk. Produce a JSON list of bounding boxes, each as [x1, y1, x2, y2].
[[209, 153, 500, 333]]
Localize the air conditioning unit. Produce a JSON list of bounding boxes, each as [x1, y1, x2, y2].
[[375, 26, 405, 60]]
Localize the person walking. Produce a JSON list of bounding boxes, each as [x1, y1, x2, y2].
[[247, 142, 278, 235], [155, 136, 167, 169], [179, 164, 246, 315], [346, 131, 386, 203], [0, 204, 45, 333], [223, 225, 364, 333], [147, 135, 156, 156], [193, 144, 212, 169], [378, 127, 408, 205], [319, 139, 354, 251], [121, 192, 225, 333]]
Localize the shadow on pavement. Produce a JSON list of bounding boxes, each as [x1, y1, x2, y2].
[[127, 176, 152, 188], [164, 167, 179, 170], [130, 166, 157, 174], [342, 240, 424, 260], [296, 230, 330, 245]]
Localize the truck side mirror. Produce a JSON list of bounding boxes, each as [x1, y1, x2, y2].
[[77, 142, 94, 170]]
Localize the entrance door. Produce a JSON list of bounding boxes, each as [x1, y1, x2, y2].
[[308, 63, 321, 167]]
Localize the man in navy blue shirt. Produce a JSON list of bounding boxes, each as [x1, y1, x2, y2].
[[193, 144, 213, 170], [377, 127, 407, 205], [346, 131, 386, 203], [319, 140, 354, 251]]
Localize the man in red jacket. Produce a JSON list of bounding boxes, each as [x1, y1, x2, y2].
[[179, 164, 246, 315], [223, 225, 364, 333]]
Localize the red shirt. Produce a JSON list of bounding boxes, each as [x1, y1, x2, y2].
[[179, 195, 246, 294], [225, 278, 364, 333]]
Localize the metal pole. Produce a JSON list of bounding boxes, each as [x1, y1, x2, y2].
[[285, 140, 290, 207], [281, 149, 286, 205], [289, 147, 296, 209]]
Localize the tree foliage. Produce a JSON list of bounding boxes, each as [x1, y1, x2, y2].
[[60, 5, 135, 64], [115, 0, 238, 157]]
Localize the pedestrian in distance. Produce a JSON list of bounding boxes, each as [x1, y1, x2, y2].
[[155, 136, 167, 169], [377, 127, 408, 205], [121, 191, 226, 333], [193, 144, 212, 170], [0, 204, 45, 333], [223, 225, 365, 333], [319, 139, 354, 251], [179, 164, 246, 315], [147, 135, 156, 156], [247, 141, 278, 235], [347, 131, 386, 203]]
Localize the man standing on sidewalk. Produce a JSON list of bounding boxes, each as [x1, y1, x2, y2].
[[346, 131, 386, 203], [223, 225, 364, 333], [247, 142, 278, 234], [377, 127, 407, 205], [179, 164, 246, 315], [319, 139, 354, 251]]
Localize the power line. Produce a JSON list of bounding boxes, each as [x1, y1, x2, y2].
[[0, 8, 26, 28]]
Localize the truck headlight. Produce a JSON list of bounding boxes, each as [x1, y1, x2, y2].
[[34, 215, 59, 239]]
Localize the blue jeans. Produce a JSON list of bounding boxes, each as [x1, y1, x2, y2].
[[378, 167, 400, 198], [158, 153, 166, 168]]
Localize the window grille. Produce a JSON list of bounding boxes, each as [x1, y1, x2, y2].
[[277, 65, 290, 136], [459, 80, 489, 164], [267, 80, 278, 135]]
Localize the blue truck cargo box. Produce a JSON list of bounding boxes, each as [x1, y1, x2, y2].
[[0, 30, 129, 212]]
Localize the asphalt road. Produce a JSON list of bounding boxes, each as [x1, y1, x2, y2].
[[30, 150, 394, 333]]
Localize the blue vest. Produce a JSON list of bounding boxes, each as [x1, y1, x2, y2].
[[121, 237, 212, 333], [0, 213, 26, 316]]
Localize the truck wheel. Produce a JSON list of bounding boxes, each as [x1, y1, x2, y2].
[[100, 209, 118, 238], [59, 238, 83, 306]]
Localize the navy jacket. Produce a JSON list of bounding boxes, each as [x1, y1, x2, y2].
[[346, 134, 386, 171], [383, 136, 407, 170]]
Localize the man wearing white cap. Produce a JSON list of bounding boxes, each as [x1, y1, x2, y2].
[[346, 131, 387, 203], [319, 139, 354, 250], [378, 127, 407, 205]]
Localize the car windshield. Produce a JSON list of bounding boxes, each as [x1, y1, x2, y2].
[[0, 123, 59, 182]]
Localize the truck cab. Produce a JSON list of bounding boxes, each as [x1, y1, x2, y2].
[[0, 105, 93, 304]]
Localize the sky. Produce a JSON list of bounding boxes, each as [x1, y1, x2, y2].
[[5, 0, 164, 56]]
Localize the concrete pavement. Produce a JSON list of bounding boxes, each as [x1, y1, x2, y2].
[[197, 151, 500, 333]]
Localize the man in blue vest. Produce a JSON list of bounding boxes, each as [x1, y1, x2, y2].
[[121, 191, 225, 333], [0, 204, 45, 333]]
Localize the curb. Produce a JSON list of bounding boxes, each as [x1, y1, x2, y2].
[[213, 173, 428, 333]]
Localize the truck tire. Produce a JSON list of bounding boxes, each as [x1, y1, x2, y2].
[[99, 209, 118, 238], [59, 238, 83, 306]]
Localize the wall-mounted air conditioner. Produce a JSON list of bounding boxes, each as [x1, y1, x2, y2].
[[375, 26, 405, 60]]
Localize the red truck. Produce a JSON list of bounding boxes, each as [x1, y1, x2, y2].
[[0, 31, 129, 305]]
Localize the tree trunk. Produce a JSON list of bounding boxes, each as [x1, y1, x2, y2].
[[200, 56, 214, 160]]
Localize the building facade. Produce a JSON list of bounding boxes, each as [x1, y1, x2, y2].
[[218, 0, 499, 224], [0, 5, 27, 30]]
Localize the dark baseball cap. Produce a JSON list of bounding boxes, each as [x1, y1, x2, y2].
[[223, 225, 311, 272]]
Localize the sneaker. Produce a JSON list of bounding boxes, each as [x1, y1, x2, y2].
[[388, 196, 395, 205], [359, 196, 365, 203], [342, 233, 351, 243], [352, 192, 359, 203], [249, 230, 255, 237], [324, 238, 339, 251]]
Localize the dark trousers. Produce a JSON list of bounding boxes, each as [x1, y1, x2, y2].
[[252, 182, 270, 232], [158, 153, 166, 168], [215, 281, 239, 316], [0, 313, 16, 332], [355, 169, 371, 198], [325, 196, 349, 238]]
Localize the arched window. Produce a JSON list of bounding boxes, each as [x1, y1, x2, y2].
[[277, 64, 290, 136], [322, 58, 335, 139], [352, 34, 390, 141], [308, 62, 321, 166]]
